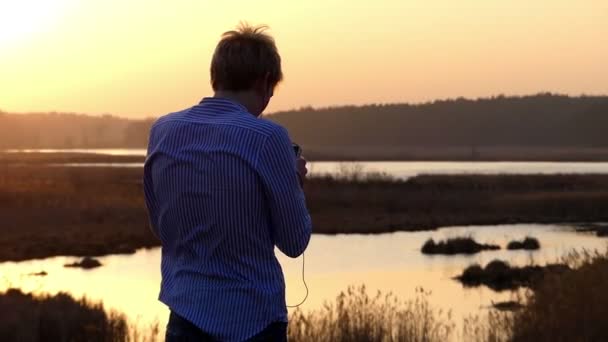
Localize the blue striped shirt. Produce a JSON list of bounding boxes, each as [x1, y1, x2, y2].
[[143, 97, 312, 341]]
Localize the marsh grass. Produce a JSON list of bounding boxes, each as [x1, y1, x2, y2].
[[506, 250, 608, 342], [506, 237, 540, 250], [0, 289, 160, 342], [3, 250, 608, 342], [457, 259, 570, 291], [421, 237, 500, 255], [2, 153, 608, 261], [575, 223, 608, 237], [304, 173, 608, 234], [462, 250, 608, 342], [0, 288, 129, 342], [288, 285, 454, 342]]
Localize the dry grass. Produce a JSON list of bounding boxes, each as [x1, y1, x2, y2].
[[507, 250, 608, 342], [0, 289, 129, 342], [0, 289, 159, 342], [288, 285, 454, 342], [290, 251, 608, 342], [2, 152, 608, 261], [463, 250, 608, 342], [0, 164, 156, 261], [306, 173, 608, 234]]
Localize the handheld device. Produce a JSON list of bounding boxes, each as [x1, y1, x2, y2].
[[287, 142, 309, 308], [292, 143, 302, 158]]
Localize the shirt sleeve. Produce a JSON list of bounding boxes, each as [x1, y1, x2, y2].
[[257, 126, 312, 258], [143, 126, 161, 240]]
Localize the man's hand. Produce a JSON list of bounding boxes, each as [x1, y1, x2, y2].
[[296, 156, 308, 186]]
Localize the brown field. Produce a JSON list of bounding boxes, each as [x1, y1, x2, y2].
[[2, 152, 608, 262]]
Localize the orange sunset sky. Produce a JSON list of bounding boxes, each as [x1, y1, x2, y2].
[[1, 0, 607, 118]]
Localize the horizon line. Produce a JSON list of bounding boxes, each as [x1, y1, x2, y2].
[[2, 91, 607, 120]]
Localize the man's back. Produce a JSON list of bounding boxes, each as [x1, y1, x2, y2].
[[144, 97, 312, 341]]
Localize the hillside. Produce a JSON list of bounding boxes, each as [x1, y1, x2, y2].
[[0, 112, 152, 149], [1, 93, 607, 160], [270, 93, 608, 147]]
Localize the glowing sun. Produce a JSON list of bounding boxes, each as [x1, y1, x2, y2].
[[0, 0, 69, 46]]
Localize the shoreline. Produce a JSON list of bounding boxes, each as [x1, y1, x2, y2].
[[1, 153, 608, 262], [5, 148, 608, 163], [0, 221, 599, 264]]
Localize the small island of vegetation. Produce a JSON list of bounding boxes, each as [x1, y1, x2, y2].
[[421, 237, 500, 255], [506, 237, 541, 250], [456, 260, 570, 291]]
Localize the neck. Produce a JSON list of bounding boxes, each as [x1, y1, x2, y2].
[[213, 91, 260, 117]]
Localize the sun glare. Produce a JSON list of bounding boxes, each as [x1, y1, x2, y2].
[[0, 0, 68, 46]]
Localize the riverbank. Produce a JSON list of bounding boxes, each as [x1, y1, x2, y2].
[[1, 157, 608, 262], [4, 251, 607, 342], [5, 146, 608, 162], [0, 152, 144, 164]]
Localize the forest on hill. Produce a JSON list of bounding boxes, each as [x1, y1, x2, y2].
[[271, 93, 608, 148], [1, 94, 607, 160]]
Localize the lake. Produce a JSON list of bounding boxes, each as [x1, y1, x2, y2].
[[1, 223, 606, 338], [7, 148, 608, 179]]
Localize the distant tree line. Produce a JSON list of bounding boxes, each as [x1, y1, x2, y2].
[[0, 111, 154, 149], [270, 93, 608, 148], [0, 93, 606, 150]]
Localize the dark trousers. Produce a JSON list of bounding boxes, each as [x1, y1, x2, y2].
[[165, 311, 288, 342]]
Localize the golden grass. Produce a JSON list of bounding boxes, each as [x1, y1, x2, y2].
[[0, 289, 130, 342], [289, 251, 608, 342], [288, 286, 454, 342]]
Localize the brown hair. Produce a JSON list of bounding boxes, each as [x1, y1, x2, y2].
[[210, 23, 283, 92]]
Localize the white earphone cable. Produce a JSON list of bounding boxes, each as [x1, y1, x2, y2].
[[286, 252, 308, 308]]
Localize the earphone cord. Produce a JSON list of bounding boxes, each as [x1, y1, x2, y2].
[[286, 252, 308, 308]]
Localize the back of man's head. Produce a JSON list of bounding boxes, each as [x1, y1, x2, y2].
[[211, 23, 283, 93]]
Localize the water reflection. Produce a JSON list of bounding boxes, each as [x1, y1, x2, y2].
[[6, 148, 608, 178], [5, 148, 148, 156], [0, 224, 606, 337]]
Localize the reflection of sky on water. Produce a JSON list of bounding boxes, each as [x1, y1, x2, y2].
[[308, 161, 608, 179], [1, 224, 606, 338], [6, 149, 608, 178], [4, 148, 148, 156]]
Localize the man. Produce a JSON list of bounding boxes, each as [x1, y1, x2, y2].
[[144, 24, 312, 341]]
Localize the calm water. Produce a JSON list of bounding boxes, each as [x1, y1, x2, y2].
[[1, 224, 606, 337], [6, 148, 148, 156], [8, 148, 608, 179]]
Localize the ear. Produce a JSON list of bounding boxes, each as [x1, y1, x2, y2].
[[263, 73, 274, 97], [253, 73, 273, 97], [263, 72, 271, 85]]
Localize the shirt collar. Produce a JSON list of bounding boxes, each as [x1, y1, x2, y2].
[[199, 97, 250, 113]]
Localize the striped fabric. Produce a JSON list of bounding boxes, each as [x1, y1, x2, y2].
[[143, 97, 312, 341]]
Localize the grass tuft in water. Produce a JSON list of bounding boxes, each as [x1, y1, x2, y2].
[[421, 237, 500, 255], [457, 260, 570, 291], [506, 237, 540, 250]]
